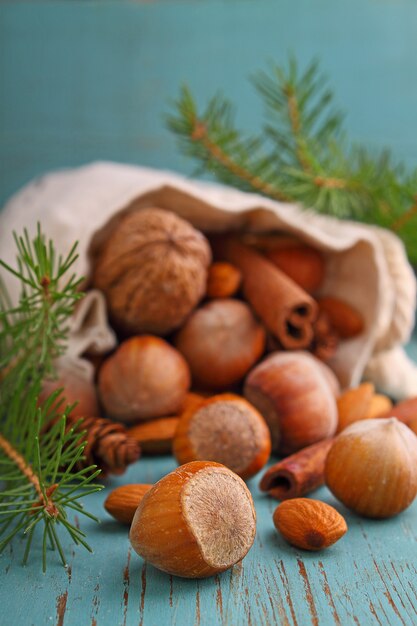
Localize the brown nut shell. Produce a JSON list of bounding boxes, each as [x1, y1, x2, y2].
[[104, 484, 153, 524], [91, 207, 211, 336], [173, 394, 271, 479], [325, 418, 417, 518], [273, 498, 347, 550], [175, 299, 266, 390], [40, 366, 99, 418], [244, 351, 338, 455], [98, 336, 190, 423], [129, 461, 256, 578]]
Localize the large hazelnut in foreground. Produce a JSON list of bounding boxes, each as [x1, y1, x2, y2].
[[325, 418, 417, 518], [91, 207, 211, 335], [129, 461, 256, 578], [173, 394, 271, 479], [98, 336, 190, 423], [175, 299, 266, 390], [244, 351, 338, 455]]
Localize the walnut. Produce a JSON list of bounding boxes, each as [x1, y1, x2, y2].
[[91, 208, 211, 335]]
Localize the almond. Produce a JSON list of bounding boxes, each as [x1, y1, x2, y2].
[[336, 383, 374, 432], [206, 262, 242, 298], [265, 245, 325, 293], [129, 418, 180, 455], [127, 393, 206, 454], [317, 297, 364, 339], [366, 394, 393, 419], [273, 498, 347, 551], [379, 396, 417, 424], [104, 484, 153, 524]]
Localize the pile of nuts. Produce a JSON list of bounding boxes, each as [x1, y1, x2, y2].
[[54, 207, 417, 578]]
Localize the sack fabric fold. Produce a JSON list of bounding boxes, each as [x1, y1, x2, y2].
[[1, 161, 415, 398]]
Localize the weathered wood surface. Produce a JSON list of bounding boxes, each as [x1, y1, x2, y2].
[[1, 441, 417, 626]]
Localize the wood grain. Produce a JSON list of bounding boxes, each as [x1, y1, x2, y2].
[[1, 450, 416, 625]]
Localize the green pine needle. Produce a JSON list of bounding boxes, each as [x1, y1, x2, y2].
[[0, 225, 102, 571], [167, 56, 417, 263]]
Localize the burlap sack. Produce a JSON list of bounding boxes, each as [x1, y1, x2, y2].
[[0, 161, 415, 398]]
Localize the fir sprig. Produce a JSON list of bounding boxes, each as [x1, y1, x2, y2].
[[167, 57, 417, 263], [0, 226, 102, 571]]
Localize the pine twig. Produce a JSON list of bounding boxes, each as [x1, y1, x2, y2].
[[390, 196, 417, 232], [167, 57, 417, 263], [0, 226, 102, 570], [191, 120, 290, 202], [0, 433, 57, 515]]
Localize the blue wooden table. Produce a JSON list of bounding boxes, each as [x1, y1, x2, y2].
[[1, 348, 417, 626], [1, 411, 417, 626], [1, 1, 417, 624]]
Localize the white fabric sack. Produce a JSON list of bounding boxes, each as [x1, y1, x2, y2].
[[0, 161, 416, 398]]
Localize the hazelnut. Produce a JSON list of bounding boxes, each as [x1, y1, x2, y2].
[[244, 351, 338, 455], [173, 394, 271, 479], [40, 365, 99, 418], [98, 336, 190, 423], [175, 299, 266, 390], [325, 418, 417, 518], [129, 461, 256, 578], [91, 207, 211, 335]]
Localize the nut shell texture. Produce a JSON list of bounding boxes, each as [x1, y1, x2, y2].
[[273, 498, 347, 550], [244, 351, 338, 455], [175, 299, 266, 390], [98, 336, 190, 422], [129, 461, 256, 578], [325, 418, 417, 518], [173, 394, 271, 479], [91, 207, 211, 335]]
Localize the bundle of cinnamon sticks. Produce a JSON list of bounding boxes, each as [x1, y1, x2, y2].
[[210, 234, 364, 361]]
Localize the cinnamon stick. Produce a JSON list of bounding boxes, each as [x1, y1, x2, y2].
[[311, 311, 339, 362], [259, 438, 334, 500], [211, 236, 317, 349]]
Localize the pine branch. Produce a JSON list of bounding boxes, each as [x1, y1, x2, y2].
[[0, 226, 102, 570], [167, 58, 417, 263]]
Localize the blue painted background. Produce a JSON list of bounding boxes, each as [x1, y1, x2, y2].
[[1, 3, 417, 625], [1, 0, 417, 207]]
